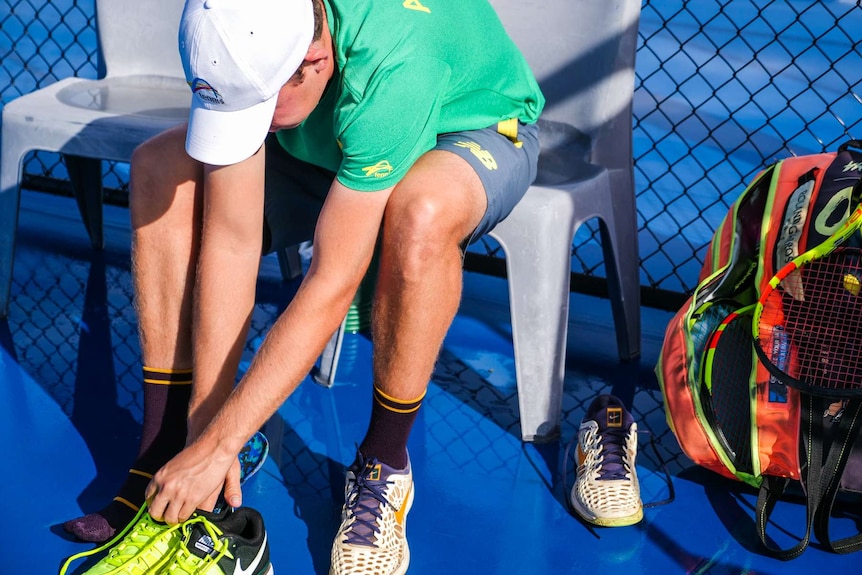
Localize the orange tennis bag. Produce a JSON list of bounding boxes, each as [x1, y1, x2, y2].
[[656, 141, 862, 559]]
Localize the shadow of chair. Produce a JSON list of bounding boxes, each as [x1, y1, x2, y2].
[[314, 0, 643, 443], [0, 0, 190, 319]]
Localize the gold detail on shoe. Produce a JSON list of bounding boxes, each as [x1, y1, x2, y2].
[[114, 496, 141, 511], [129, 468, 155, 479], [394, 482, 413, 526]]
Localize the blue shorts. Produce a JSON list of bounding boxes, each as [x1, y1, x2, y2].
[[261, 121, 540, 254]]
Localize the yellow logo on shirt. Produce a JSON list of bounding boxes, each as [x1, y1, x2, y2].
[[454, 141, 497, 170], [362, 160, 393, 178], [403, 0, 430, 13]]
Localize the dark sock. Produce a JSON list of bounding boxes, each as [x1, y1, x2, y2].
[[63, 367, 191, 542], [358, 385, 425, 469]]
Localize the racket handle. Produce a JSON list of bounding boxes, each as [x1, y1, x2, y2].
[[770, 325, 790, 373]]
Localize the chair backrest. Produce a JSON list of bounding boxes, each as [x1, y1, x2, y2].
[[489, 0, 642, 171], [95, 0, 186, 79]]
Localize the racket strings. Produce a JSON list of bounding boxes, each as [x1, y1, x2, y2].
[[759, 250, 862, 394], [706, 312, 754, 473]]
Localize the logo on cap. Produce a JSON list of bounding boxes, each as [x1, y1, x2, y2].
[[189, 78, 225, 106]]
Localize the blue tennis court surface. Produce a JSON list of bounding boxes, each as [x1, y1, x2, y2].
[[4, 190, 862, 574]]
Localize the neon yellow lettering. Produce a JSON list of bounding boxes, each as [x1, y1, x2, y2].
[[403, 0, 430, 14]]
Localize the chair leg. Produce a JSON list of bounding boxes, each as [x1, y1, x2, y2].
[[599, 220, 640, 362], [65, 154, 105, 250], [277, 245, 304, 281], [603, 168, 641, 362], [490, 187, 578, 442], [311, 317, 348, 388], [0, 138, 26, 319]]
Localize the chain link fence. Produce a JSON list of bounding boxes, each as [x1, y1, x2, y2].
[[1, 0, 860, 305], [635, 0, 861, 302], [1, 0, 853, 524]]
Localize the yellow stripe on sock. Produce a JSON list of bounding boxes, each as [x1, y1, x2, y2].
[[142, 366, 192, 385], [113, 497, 140, 511], [128, 469, 154, 479], [142, 367, 193, 374], [374, 386, 426, 405], [373, 386, 425, 414], [373, 396, 423, 414]]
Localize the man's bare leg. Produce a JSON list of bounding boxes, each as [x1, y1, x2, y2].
[[359, 150, 487, 469], [126, 129, 266, 519], [332, 151, 487, 574], [63, 125, 204, 541]]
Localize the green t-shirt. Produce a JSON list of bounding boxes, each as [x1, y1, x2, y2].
[[276, 0, 545, 192]]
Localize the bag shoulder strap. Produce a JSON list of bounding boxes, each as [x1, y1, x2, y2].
[[754, 395, 824, 560], [756, 396, 862, 559], [813, 398, 862, 553]]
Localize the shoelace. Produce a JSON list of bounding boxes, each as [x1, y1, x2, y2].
[[589, 426, 632, 481], [162, 516, 230, 574], [342, 456, 393, 547], [58, 502, 184, 575]]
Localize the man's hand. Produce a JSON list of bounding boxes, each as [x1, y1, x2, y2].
[[145, 439, 241, 524]]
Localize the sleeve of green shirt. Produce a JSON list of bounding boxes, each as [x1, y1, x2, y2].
[[335, 56, 452, 192]]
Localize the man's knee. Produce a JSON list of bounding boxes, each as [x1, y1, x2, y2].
[[129, 127, 201, 229], [381, 195, 464, 281], [132, 126, 196, 180]]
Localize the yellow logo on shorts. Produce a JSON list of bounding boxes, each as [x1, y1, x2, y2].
[[362, 160, 393, 178], [454, 141, 497, 170]]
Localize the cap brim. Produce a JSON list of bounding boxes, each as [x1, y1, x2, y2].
[[185, 94, 278, 166]]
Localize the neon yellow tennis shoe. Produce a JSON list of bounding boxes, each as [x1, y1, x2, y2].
[[58, 503, 187, 574], [160, 506, 272, 575]]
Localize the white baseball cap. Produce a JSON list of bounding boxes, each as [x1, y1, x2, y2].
[[179, 0, 314, 165]]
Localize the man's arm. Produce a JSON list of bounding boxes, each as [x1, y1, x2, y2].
[[187, 146, 266, 445], [147, 176, 393, 524]]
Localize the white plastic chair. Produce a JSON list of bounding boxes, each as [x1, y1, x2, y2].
[[0, 0, 189, 318], [487, 0, 642, 441], [313, 0, 643, 443]]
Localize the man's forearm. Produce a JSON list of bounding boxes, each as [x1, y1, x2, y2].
[[190, 176, 392, 456], [187, 237, 260, 439], [192, 268, 362, 456], [186, 154, 267, 440]]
